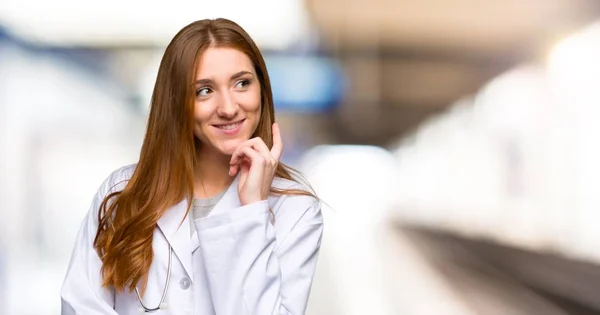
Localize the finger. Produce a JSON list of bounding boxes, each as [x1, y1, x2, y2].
[[229, 163, 238, 176], [230, 142, 249, 167], [241, 158, 251, 173], [230, 138, 273, 166], [248, 137, 272, 158], [230, 146, 265, 176], [238, 146, 266, 170], [271, 123, 283, 160], [230, 156, 251, 176], [229, 151, 247, 176]]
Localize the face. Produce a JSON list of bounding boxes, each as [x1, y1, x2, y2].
[[192, 47, 262, 156]]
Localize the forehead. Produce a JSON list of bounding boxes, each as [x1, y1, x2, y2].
[[195, 47, 255, 79]]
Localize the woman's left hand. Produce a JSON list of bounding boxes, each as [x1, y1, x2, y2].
[[229, 123, 283, 206]]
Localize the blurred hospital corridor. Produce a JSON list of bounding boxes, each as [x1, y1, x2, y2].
[[308, 210, 600, 315], [3, 0, 600, 314]]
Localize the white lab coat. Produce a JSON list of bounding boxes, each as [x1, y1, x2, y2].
[[61, 164, 323, 315]]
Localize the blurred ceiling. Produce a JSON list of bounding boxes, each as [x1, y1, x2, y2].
[[306, 0, 600, 144], [309, 0, 600, 53], [2, 0, 599, 145], [0, 0, 311, 50]]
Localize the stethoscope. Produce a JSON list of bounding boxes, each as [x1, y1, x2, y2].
[[135, 245, 173, 313]]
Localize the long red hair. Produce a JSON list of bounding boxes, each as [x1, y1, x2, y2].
[[93, 18, 315, 292]]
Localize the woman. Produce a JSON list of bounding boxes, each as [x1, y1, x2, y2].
[[61, 18, 323, 315]]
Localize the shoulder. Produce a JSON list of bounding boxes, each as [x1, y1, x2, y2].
[[81, 163, 137, 230], [95, 163, 137, 197], [268, 177, 322, 227], [270, 177, 318, 207], [271, 176, 306, 191]]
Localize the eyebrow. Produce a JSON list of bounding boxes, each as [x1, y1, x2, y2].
[[194, 71, 254, 86]]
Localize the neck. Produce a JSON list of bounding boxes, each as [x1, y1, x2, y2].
[[194, 148, 234, 198]]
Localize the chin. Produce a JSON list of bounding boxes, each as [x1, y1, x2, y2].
[[217, 138, 249, 155]]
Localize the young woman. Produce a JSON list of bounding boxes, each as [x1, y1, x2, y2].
[[61, 18, 323, 315]]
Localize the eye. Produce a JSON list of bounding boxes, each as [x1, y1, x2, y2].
[[235, 79, 251, 89], [195, 87, 212, 97]]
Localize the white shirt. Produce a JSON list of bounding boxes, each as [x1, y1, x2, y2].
[[61, 163, 324, 315]]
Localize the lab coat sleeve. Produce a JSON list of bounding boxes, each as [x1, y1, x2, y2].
[[194, 197, 323, 315], [61, 181, 118, 314]]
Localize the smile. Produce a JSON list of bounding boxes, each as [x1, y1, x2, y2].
[[212, 119, 245, 134], [214, 119, 245, 130]]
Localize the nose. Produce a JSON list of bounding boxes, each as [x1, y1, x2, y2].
[[216, 90, 239, 119]]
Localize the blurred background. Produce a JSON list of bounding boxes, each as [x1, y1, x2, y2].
[[2, 0, 600, 314]]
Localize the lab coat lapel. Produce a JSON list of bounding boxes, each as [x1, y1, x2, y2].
[[210, 174, 241, 216], [156, 199, 194, 282], [190, 174, 241, 252]]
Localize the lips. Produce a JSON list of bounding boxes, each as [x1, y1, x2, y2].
[[212, 119, 244, 136], [213, 119, 245, 130]]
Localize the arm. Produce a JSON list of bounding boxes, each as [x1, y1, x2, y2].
[[61, 179, 119, 314], [194, 197, 323, 315]]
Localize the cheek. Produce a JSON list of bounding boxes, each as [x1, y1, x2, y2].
[[193, 102, 213, 136], [237, 88, 261, 113], [194, 101, 213, 123], [240, 95, 261, 133]]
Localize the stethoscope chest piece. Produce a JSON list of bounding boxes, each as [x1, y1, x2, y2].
[[138, 302, 167, 314], [135, 245, 173, 313]]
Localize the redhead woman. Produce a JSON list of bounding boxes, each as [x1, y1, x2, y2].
[[61, 18, 323, 315]]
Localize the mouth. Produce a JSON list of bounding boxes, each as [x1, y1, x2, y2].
[[212, 119, 246, 134], [213, 119, 245, 130]]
